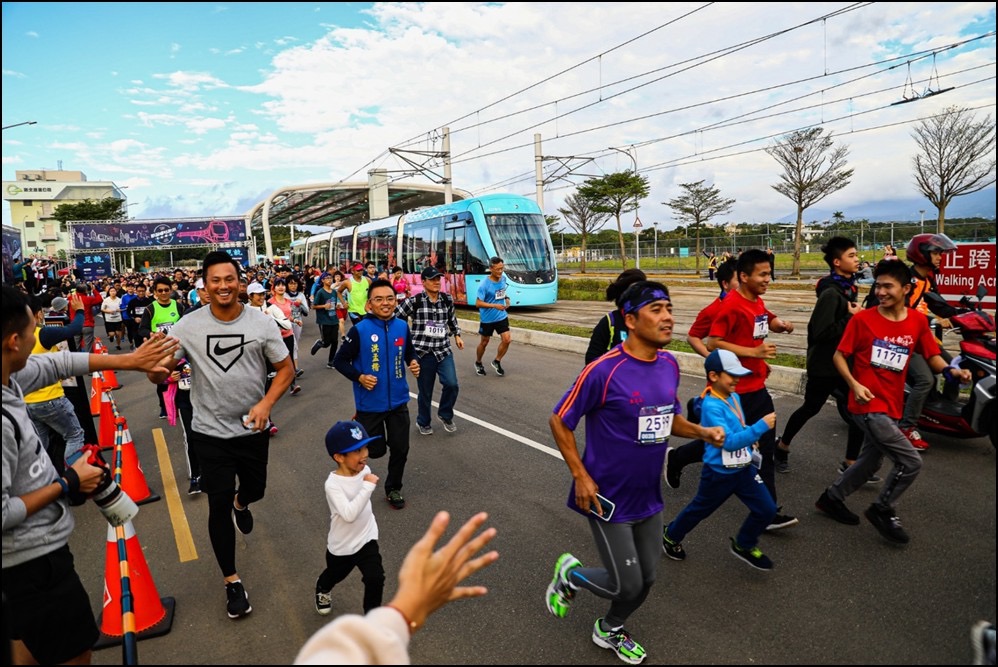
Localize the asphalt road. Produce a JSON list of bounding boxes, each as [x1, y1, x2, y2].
[[74, 311, 995, 665]]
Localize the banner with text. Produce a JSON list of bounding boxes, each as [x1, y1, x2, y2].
[[77, 252, 113, 281], [70, 218, 246, 250], [937, 242, 996, 307]]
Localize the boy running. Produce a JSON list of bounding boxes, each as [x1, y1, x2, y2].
[[815, 260, 969, 543]]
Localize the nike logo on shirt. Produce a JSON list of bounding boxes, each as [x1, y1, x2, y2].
[[213, 339, 253, 356]]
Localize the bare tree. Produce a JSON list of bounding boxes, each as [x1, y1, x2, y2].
[[766, 127, 853, 277], [576, 171, 650, 269], [664, 180, 735, 276], [557, 193, 611, 273], [912, 106, 996, 234]]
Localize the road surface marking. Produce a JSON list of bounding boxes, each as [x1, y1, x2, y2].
[[152, 428, 198, 562]]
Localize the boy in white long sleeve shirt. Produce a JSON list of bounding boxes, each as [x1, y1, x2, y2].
[[315, 420, 386, 615]]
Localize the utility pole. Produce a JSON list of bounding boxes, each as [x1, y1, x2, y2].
[[919, 209, 926, 235]]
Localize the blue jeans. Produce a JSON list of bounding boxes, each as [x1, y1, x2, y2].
[[26, 396, 86, 463], [415, 352, 459, 427]]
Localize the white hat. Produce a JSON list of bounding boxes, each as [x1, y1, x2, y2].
[[247, 282, 266, 295], [195, 278, 205, 289], [704, 349, 753, 377]]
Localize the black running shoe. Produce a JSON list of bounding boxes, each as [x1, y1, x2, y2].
[[226, 580, 252, 619], [864, 503, 910, 544]]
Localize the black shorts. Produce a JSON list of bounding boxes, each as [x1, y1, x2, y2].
[[190, 430, 270, 497], [478, 318, 510, 337], [105, 320, 123, 333], [3, 545, 99, 664]]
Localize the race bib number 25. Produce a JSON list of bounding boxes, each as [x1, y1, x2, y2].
[[637, 405, 674, 444]]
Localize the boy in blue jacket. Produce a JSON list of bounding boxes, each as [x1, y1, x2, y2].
[[661, 349, 778, 570]]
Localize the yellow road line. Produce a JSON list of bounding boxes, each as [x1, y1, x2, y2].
[[152, 428, 198, 562]]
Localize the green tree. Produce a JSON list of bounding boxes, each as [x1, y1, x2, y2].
[[663, 180, 735, 276], [576, 171, 650, 269], [912, 106, 996, 234], [766, 127, 853, 277], [832, 210, 845, 224], [52, 198, 128, 225], [557, 193, 611, 273]]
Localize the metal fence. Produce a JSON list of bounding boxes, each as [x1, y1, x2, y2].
[[554, 219, 995, 271]]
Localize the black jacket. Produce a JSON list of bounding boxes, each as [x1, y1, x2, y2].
[[805, 275, 857, 378]]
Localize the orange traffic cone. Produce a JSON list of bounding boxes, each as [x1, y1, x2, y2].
[[117, 417, 160, 505], [94, 520, 175, 648], [98, 390, 116, 451], [90, 372, 103, 416], [94, 339, 122, 390]]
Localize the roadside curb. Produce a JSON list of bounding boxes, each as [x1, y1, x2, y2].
[[457, 317, 807, 395]]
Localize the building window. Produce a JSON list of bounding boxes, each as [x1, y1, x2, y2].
[[20, 200, 33, 206], [24, 220, 35, 228], [27, 240, 37, 247]]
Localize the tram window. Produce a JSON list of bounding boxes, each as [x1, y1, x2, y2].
[[465, 226, 488, 274]]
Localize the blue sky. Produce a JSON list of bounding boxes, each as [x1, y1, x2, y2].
[[2, 2, 995, 230]]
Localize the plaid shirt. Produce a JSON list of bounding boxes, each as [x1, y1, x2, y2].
[[395, 292, 461, 360]]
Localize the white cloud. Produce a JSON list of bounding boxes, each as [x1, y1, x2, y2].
[[2, 69, 27, 78], [3, 2, 993, 226], [25, 31, 38, 38]]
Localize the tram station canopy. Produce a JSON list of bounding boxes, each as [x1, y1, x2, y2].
[[246, 179, 473, 233]]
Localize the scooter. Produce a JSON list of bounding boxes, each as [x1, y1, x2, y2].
[[912, 286, 996, 448]]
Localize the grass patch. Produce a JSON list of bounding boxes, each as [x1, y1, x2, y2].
[[457, 310, 807, 369]]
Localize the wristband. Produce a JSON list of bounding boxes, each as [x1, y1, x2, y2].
[[385, 604, 420, 635], [63, 466, 81, 496], [941, 366, 957, 383], [55, 477, 69, 497]]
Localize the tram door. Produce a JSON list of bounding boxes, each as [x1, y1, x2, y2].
[[443, 221, 467, 303]]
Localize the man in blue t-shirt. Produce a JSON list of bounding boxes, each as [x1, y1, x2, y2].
[[544, 281, 725, 665], [474, 256, 511, 377]]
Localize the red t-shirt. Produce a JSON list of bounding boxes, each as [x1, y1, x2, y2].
[[836, 307, 940, 419], [707, 290, 776, 394], [688, 294, 726, 339], [81, 293, 103, 328]]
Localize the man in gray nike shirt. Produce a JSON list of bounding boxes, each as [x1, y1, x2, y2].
[[148, 251, 293, 620]]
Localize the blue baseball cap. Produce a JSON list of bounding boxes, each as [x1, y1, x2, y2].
[[325, 420, 379, 457]]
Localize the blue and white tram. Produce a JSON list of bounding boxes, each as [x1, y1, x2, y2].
[[293, 194, 557, 306]]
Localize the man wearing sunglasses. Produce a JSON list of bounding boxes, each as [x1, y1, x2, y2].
[[139, 276, 186, 418]]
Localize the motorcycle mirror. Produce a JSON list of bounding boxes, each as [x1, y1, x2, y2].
[[976, 283, 987, 301]]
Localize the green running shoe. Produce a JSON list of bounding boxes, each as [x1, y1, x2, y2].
[[544, 552, 580, 618], [592, 618, 647, 664]]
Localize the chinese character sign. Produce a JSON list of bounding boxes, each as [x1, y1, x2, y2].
[[224, 246, 250, 267], [77, 253, 112, 281], [70, 218, 247, 250], [936, 242, 997, 307]]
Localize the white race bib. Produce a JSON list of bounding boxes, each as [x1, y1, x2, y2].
[[156, 322, 174, 334], [424, 321, 446, 338], [637, 405, 674, 444], [494, 288, 506, 302], [752, 314, 769, 340], [870, 338, 909, 372], [722, 447, 754, 469]]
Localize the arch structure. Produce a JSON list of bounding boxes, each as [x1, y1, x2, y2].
[[245, 169, 473, 258]]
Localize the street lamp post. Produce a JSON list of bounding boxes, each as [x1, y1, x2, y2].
[[652, 223, 658, 263], [608, 145, 640, 266], [1, 120, 37, 131], [919, 209, 926, 235], [633, 218, 643, 270]]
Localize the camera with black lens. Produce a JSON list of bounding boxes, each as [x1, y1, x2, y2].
[[64, 445, 139, 526]]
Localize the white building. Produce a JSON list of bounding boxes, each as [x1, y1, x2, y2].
[[2, 169, 127, 257]]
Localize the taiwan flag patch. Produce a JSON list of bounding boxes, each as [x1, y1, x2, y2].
[[394, 337, 405, 347]]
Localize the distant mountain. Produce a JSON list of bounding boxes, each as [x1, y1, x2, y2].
[[777, 187, 996, 224]]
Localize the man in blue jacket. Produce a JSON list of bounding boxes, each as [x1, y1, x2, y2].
[[334, 279, 420, 509]]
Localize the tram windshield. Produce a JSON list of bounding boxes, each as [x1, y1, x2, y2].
[[485, 213, 555, 274]]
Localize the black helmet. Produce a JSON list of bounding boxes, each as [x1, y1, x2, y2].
[[906, 233, 956, 267]]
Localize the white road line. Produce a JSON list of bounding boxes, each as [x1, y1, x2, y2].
[[412, 392, 564, 460]]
